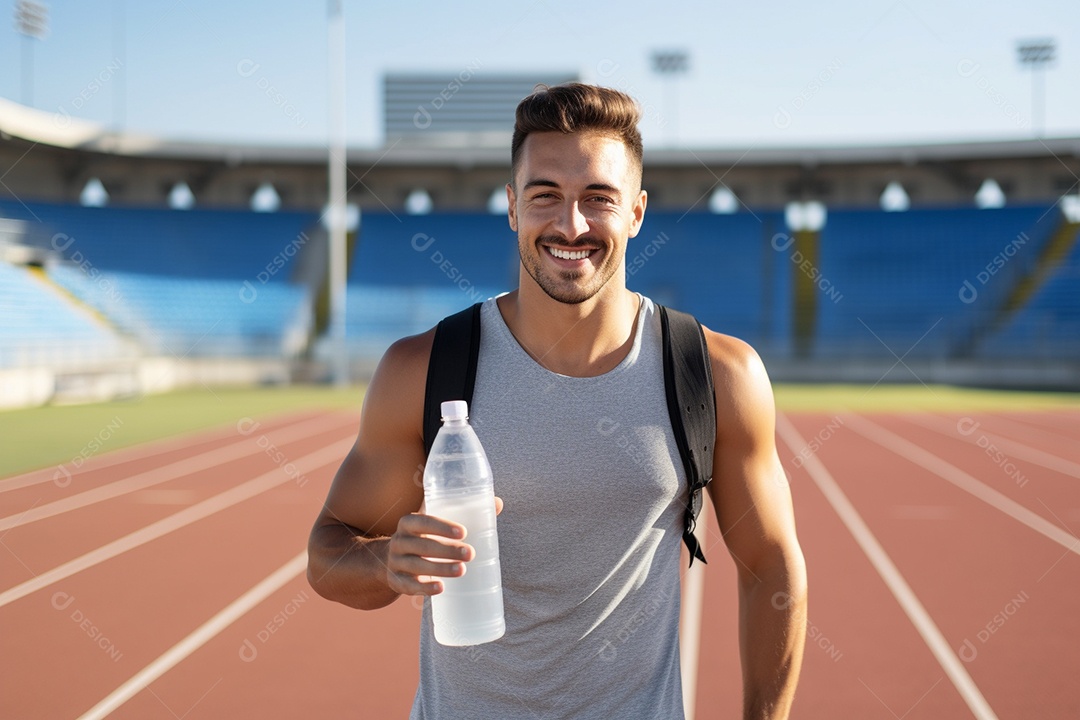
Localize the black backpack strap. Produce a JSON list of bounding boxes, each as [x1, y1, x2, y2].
[[423, 302, 483, 456], [422, 300, 715, 567], [659, 304, 716, 567]]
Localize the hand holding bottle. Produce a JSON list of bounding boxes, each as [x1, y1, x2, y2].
[[384, 495, 503, 597]]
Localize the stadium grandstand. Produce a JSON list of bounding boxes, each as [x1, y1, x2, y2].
[[1, 79, 1079, 409]]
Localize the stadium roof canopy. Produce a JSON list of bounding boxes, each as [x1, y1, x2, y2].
[[2, 97, 1078, 211], [4, 96, 1078, 168]]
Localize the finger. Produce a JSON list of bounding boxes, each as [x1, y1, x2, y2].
[[494, 496, 504, 516], [391, 553, 468, 579], [398, 512, 466, 540], [394, 534, 474, 562], [387, 571, 444, 597]]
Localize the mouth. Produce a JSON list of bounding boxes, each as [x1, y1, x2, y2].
[[546, 246, 594, 261], [540, 239, 603, 268]]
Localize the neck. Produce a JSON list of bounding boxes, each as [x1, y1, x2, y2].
[[496, 283, 641, 377]]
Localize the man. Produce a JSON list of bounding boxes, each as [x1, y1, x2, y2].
[[308, 83, 807, 719]]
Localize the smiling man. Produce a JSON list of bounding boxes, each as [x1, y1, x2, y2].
[[307, 83, 807, 720]]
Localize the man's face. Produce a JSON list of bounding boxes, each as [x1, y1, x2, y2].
[[507, 131, 646, 305]]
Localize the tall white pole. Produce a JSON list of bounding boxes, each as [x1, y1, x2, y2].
[[327, 0, 349, 386], [1032, 68, 1045, 138], [113, 0, 126, 131], [15, 1, 50, 108], [22, 34, 33, 106]]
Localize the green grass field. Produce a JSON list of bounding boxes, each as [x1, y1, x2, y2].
[[2, 383, 1076, 479], [0, 385, 363, 479], [773, 383, 1080, 413]]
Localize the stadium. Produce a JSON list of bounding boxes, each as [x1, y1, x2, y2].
[[2, 84, 1079, 405], [2, 5, 1079, 719]]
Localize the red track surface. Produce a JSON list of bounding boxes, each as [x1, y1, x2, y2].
[[2, 408, 1077, 718]]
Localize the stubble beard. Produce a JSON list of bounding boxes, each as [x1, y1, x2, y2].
[[520, 234, 623, 305]]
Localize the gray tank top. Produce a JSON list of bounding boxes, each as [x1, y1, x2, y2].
[[411, 295, 687, 720]]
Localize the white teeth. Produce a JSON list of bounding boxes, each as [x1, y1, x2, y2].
[[549, 247, 592, 260]]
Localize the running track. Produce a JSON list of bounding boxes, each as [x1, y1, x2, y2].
[[2, 407, 1077, 718]]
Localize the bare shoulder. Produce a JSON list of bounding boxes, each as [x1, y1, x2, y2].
[[701, 327, 776, 432], [317, 328, 435, 537], [364, 329, 435, 425], [357, 326, 438, 456]]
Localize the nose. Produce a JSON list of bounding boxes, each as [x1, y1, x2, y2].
[[553, 200, 590, 241]]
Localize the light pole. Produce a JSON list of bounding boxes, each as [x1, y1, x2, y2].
[[113, 0, 126, 130], [14, 0, 49, 107], [327, 0, 349, 386], [1016, 38, 1055, 137], [651, 49, 689, 147]]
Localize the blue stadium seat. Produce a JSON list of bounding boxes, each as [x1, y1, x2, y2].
[[0, 200, 316, 280], [0, 262, 127, 367], [48, 266, 310, 357], [627, 211, 787, 352], [0, 200, 318, 358], [333, 213, 518, 357], [814, 206, 1056, 359], [7, 200, 1072, 367], [339, 210, 787, 357], [979, 235, 1080, 358]]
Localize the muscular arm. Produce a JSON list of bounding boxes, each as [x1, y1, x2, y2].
[[706, 331, 807, 720], [306, 331, 473, 610]]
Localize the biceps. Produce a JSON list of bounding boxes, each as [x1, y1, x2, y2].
[[712, 450, 797, 568], [320, 444, 426, 537]]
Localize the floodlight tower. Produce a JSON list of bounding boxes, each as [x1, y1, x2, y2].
[[14, 0, 48, 107], [651, 49, 689, 147], [1016, 38, 1055, 137]]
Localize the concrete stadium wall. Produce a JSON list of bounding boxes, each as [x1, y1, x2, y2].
[[766, 358, 1080, 390], [0, 357, 292, 410]]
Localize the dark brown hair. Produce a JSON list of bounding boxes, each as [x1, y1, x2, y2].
[[510, 83, 643, 188]]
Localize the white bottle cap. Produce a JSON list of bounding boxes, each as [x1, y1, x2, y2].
[[441, 400, 468, 421]]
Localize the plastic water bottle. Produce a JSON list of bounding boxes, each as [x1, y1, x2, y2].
[[423, 400, 505, 646]]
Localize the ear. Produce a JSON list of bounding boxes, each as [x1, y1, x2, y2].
[[627, 189, 647, 238], [506, 183, 518, 232]]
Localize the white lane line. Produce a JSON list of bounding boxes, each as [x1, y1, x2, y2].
[[996, 412, 1080, 442], [679, 514, 707, 720], [844, 414, 1080, 556], [77, 551, 307, 720], [0, 410, 339, 494], [985, 413, 1079, 445], [0, 437, 351, 609], [901, 414, 1080, 480], [0, 414, 350, 532], [775, 414, 999, 720]]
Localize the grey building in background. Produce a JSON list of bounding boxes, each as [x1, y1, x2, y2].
[[383, 72, 578, 145]]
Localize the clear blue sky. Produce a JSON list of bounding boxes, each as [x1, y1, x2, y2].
[[1, 0, 1076, 149]]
